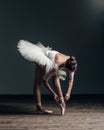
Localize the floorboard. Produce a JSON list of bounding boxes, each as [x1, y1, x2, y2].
[[0, 95, 104, 130]]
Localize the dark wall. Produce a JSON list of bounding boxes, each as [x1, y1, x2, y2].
[[0, 0, 104, 94]]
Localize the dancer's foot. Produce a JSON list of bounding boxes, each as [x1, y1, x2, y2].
[[35, 105, 53, 114], [58, 98, 66, 116]]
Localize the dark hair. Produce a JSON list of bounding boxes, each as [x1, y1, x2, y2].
[[65, 56, 77, 71]]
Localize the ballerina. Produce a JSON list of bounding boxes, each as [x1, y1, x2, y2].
[[17, 40, 77, 115]]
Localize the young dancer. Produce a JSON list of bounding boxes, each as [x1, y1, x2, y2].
[[17, 40, 77, 115]]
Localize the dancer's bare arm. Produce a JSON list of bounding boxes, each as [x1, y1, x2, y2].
[[43, 69, 56, 81], [35, 65, 58, 99], [44, 80, 59, 102], [65, 72, 75, 102]]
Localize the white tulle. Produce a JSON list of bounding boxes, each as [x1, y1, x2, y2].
[[17, 40, 58, 73]]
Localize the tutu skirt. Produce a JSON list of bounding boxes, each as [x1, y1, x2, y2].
[[17, 40, 58, 73], [17, 40, 68, 80]]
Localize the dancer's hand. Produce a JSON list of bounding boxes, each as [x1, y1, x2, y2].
[[53, 93, 59, 103], [64, 93, 70, 102]]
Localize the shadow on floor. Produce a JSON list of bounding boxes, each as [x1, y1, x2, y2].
[[0, 94, 103, 115]]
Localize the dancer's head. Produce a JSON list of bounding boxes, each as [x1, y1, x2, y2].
[[65, 56, 77, 72]]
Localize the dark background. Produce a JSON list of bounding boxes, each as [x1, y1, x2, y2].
[[0, 0, 104, 95]]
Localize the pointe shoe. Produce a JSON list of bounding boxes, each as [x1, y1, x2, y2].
[[58, 98, 66, 116], [59, 103, 65, 116], [36, 105, 53, 114]]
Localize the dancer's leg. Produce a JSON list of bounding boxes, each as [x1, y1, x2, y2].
[[34, 65, 53, 114], [53, 76, 63, 99], [53, 76, 66, 115], [34, 65, 43, 107]]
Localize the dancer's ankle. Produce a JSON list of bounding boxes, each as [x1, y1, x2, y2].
[[59, 97, 64, 103], [36, 103, 41, 106], [36, 103, 42, 109]]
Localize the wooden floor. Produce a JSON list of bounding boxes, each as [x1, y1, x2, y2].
[[0, 95, 104, 130]]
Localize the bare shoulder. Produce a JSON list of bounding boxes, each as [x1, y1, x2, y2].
[[55, 52, 69, 59], [55, 53, 70, 65]]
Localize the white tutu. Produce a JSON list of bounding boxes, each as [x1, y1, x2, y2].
[[17, 40, 70, 80], [17, 40, 58, 73]]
